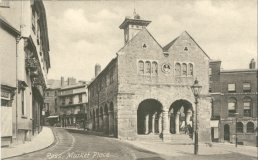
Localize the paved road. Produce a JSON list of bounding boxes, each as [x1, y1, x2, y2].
[[6, 128, 163, 160], [6, 128, 257, 160]]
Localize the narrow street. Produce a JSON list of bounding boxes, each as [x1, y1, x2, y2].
[[5, 128, 257, 160], [6, 128, 162, 160]]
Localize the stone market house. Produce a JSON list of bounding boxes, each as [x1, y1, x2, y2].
[[87, 12, 212, 143]]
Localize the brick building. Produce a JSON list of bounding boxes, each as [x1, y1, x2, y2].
[[1, 0, 50, 146], [87, 12, 212, 143], [210, 59, 257, 146]]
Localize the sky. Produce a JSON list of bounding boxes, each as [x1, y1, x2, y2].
[[44, 0, 257, 81]]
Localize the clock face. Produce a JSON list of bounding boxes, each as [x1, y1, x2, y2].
[[162, 64, 171, 73]]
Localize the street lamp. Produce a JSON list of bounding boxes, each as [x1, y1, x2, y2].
[[191, 78, 202, 155], [234, 112, 239, 147]]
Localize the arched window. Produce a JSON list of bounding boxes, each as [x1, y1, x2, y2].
[[152, 61, 158, 75], [228, 98, 237, 117], [188, 63, 193, 76], [247, 122, 254, 133], [182, 63, 187, 76], [175, 63, 181, 76], [243, 97, 252, 117], [236, 122, 243, 133], [145, 61, 151, 75], [138, 61, 144, 74]]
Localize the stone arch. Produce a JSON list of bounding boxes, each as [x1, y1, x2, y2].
[[236, 122, 244, 133], [169, 99, 193, 134], [137, 99, 163, 135], [247, 121, 255, 133]]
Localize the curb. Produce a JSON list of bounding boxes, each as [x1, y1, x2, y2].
[[3, 127, 57, 160]]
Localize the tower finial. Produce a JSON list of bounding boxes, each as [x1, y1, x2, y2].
[[133, 0, 136, 16]]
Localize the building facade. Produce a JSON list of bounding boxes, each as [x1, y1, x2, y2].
[[210, 59, 257, 146], [59, 81, 88, 128], [87, 13, 212, 143], [0, 0, 50, 146]]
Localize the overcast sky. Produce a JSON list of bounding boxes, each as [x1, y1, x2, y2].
[[44, 0, 257, 81]]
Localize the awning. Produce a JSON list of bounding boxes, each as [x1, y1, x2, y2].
[[210, 120, 219, 127], [47, 115, 59, 119]]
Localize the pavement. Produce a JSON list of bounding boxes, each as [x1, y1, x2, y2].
[[123, 139, 258, 159], [1, 126, 55, 159]]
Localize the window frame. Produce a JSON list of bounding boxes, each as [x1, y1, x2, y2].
[[228, 83, 236, 92], [243, 82, 251, 92]]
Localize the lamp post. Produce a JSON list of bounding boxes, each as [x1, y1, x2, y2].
[[191, 78, 202, 155], [234, 112, 239, 147]]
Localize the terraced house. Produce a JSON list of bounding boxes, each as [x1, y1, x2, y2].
[[0, 0, 50, 146], [87, 12, 212, 143], [210, 59, 257, 146]]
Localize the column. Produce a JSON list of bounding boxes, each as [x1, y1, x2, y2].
[[158, 113, 162, 133], [145, 114, 149, 134], [175, 112, 180, 134], [152, 113, 156, 134], [103, 113, 107, 134], [99, 114, 103, 132], [108, 111, 114, 136], [162, 110, 169, 134], [185, 109, 192, 126]]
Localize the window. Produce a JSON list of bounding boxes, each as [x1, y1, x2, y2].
[[175, 63, 181, 76], [37, 19, 40, 44], [55, 98, 57, 105], [145, 61, 151, 75], [228, 83, 236, 92], [55, 91, 57, 96], [62, 98, 65, 105], [32, 10, 36, 33], [0, 0, 10, 8], [69, 97, 73, 104], [55, 108, 57, 113], [110, 69, 114, 84], [138, 61, 144, 74], [188, 63, 193, 76], [236, 122, 243, 133], [243, 82, 251, 92], [184, 47, 188, 51], [228, 98, 236, 117], [152, 61, 158, 75], [247, 122, 254, 133], [243, 97, 252, 117], [209, 68, 212, 76], [182, 63, 187, 76], [79, 94, 82, 103]]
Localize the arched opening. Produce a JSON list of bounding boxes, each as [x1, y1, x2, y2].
[[224, 124, 230, 141], [137, 99, 163, 135], [96, 108, 99, 131], [169, 100, 193, 134], [247, 122, 254, 133]]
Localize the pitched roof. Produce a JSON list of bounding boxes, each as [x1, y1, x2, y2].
[[0, 15, 20, 37], [163, 36, 179, 52]]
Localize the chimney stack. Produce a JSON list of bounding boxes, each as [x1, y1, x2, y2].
[[249, 58, 256, 69], [68, 77, 76, 86], [95, 64, 101, 77], [61, 76, 64, 87]]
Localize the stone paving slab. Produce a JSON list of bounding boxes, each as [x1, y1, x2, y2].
[[1, 127, 55, 159]]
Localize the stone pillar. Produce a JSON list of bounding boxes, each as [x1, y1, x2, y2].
[[108, 111, 114, 136], [145, 114, 149, 134], [99, 114, 103, 132], [175, 112, 180, 134], [186, 109, 192, 126], [152, 113, 156, 134], [158, 113, 162, 133], [103, 113, 107, 134], [162, 110, 169, 134]]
